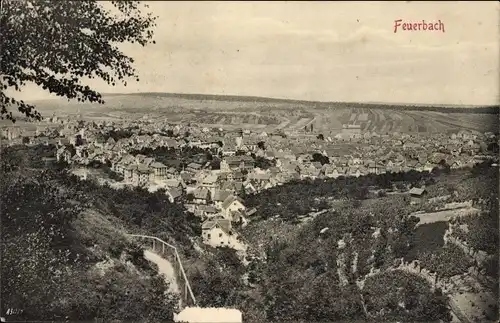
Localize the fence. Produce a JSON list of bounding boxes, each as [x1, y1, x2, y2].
[[128, 234, 197, 308]]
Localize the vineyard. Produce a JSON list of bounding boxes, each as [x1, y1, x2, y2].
[[28, 93, 498, 134]]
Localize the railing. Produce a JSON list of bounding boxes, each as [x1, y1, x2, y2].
[[127, 234, 197, 308]]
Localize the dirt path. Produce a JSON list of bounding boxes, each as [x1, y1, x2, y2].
[[144, 249, 179, 294]]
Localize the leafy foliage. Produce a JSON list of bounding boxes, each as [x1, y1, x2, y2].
[[103, 128, 135, 141], [1, 0, 157, 121], [189, 248, 246, 308], [253, 155, 275, 169], [459, 210, 498, 255], [234, 194, 453, 322], [0, 146, 184, 321], [418, 243, 474, 278], [130, 146, 210, 171], [363, 271, 452, 322]]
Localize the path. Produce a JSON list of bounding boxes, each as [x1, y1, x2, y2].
[[145, 251, 243, 323], [144, 249, 180, 295], [131, 234, 242, 323]]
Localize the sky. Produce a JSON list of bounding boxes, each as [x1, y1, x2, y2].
[[13, 1, 500, 105]]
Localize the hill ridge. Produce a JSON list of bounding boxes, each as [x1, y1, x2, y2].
[[97, 92, 499, 110]]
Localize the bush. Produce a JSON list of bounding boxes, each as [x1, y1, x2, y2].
[[417, 243, 474, 278]]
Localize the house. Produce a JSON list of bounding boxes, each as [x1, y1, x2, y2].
[[188, 139, 202, 148], [37, 136, 50, 145], [164, 179, 182, 189], [244, 182, 257, 195], [180, 172, 194, 185], [242, 138, 260, 152], [409, 187, 427, 205], [200, 174, 219, 193], [124, 164, 138, 182], [106, 137, 116, 146], [212, 189, 232, 208], [94, 136, 106, 147], [423, 161, 435, 173], [450, 160, 463, 169], [196, 205, 220, 219], [228, 209, 245, 223], [231, 170, 245, 182], [166, 187, 183, 203], [150, 161, 168, 181], [192, 188, 210, 205], [201, 218, 239, 249], [114, 154, 135, 175], [186, 162, 203, 172], [135, 154, 147, 164], [164, 138, 179, 149], [220, 156, 255, 172], [56, 147, 72, 163], [220, 181, 244, 194], [143, 157, 154, 167], [57, 138, 70, 147], [134, 164, 151, 187], [347, 167, 362, 178], [248, 172, 272, 187], [222, 140, 238, 156], [324, 165, 339, 178], [221, 195, 246, 220]]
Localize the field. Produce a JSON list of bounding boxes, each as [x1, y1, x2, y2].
[[8, 93, 499, 134]]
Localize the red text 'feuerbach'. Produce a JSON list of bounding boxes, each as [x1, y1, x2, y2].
[[394, 19, 445, 33]]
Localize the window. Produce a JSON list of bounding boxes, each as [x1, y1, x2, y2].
[[229, 231, 233, 236], [221, 241, 224, 244], [219, 233, 223, 238], [207, 234, 211, 239]]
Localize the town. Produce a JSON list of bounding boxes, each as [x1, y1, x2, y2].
[[2, 116, 498, 253]]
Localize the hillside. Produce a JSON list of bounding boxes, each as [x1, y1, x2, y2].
[[237, 164, 498, 322], [17, 93, 499, 134], [0, 145, 190, 322]]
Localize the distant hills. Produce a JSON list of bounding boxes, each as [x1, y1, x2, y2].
[[98, 92, 499, 114]]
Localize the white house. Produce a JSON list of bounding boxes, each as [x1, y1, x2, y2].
[[201, 218, 239, 248], [220, 195, 246, 219]]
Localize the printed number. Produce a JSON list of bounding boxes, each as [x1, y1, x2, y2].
[[6, 308, 24, 315]]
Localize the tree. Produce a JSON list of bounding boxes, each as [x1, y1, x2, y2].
[[312, 152, 329, 165], [1, 1, 157, 121], [257, 141, 265, 150], [487, 142, 499, 153], [75, 134, 84, 146], [317, 134, 324, 140]]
